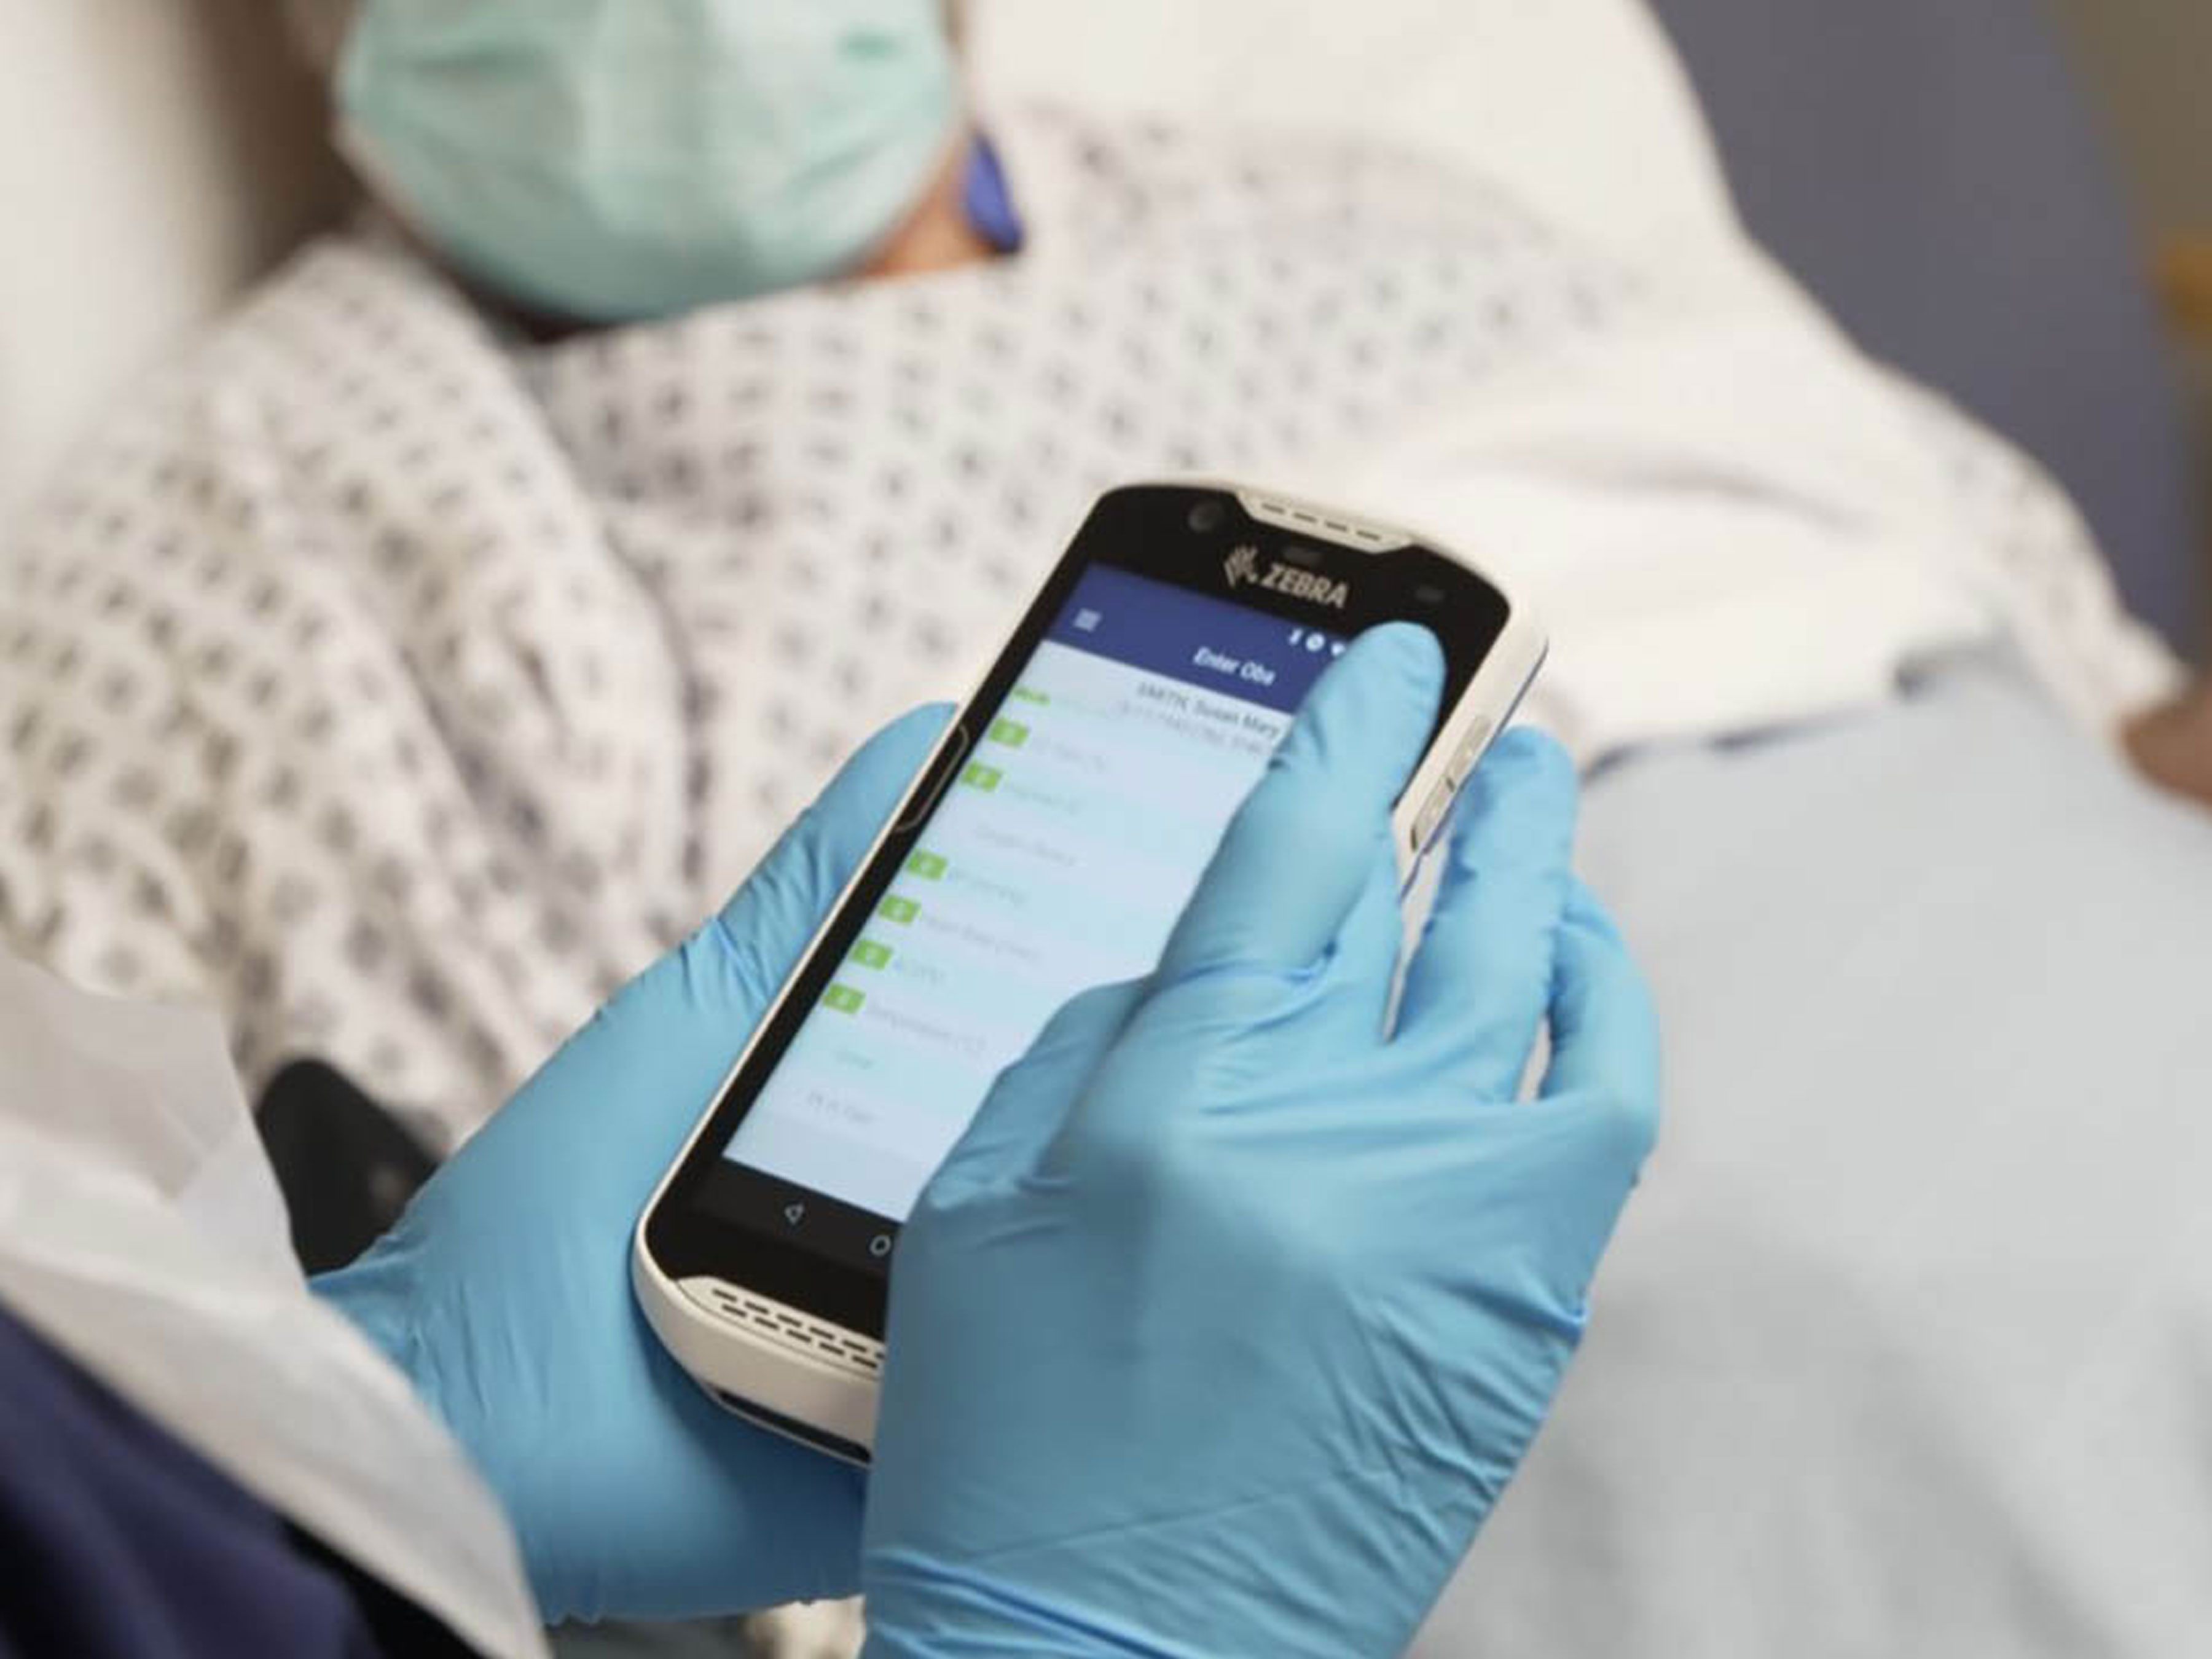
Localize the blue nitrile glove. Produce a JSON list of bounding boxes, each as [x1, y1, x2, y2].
[[859, 626, 1660, 1659], [316, 705, 949, 1625]]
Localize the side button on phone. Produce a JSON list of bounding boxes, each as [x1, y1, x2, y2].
[[1445, 716, 1494, 791], [892, 724, 973, 833], [1413, 779, 1454, 854]]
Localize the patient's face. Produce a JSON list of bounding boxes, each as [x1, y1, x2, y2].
[[327, 0, 968, 326]]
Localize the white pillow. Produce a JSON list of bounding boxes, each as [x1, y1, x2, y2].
[[965, 0, 1735, 254]]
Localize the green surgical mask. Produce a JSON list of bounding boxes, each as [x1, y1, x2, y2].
[[337, 0, 962, 322]]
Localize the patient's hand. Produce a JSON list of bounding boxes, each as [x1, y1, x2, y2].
[[2126, 678, 2212, 809]]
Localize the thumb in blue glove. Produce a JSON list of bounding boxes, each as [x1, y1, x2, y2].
[[316, 705, 949, 1625], [860, 625, 1660, 1658]]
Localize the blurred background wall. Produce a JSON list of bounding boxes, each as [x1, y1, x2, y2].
[[2053, 0, 2212, 632], [2053, 0, 2212, 238], [0, 0, 343, 522]]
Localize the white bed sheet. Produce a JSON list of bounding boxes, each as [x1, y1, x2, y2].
[[970, 0, 2175, 750], [1417, 656, 2212, 1656]]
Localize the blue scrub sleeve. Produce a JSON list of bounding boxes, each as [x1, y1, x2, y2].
[[0, 1302, 475, 1659]]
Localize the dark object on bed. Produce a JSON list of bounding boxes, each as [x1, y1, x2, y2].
[[256, 1059, 436, 1274], [1647, 0, 2203, 655]]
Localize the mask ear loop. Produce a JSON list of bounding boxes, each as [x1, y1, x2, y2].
[[961, 135, 1026, 255]]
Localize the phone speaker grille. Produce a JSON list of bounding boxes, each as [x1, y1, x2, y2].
[[1246, 496, 1394, 547], [684, 1280, 885, 1379]]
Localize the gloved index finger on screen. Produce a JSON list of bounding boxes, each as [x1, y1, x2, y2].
[[1153, 622, 1446, 982]]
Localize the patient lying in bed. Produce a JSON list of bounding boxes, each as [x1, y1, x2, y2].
[[4, 4, 2208, 1655]]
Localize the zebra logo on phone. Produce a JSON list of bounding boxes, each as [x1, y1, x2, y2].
[[1224, 543, 1351, 610]]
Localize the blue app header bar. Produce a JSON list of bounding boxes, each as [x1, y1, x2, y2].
[[1045, 565, 1349, 715]]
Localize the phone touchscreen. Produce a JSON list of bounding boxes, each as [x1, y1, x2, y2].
[[715, 564, 1360, 1225]]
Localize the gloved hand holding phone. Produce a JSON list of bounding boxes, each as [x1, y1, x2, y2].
[[315, 706, 952, 1623], [318, 627, 1658, 1645]]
